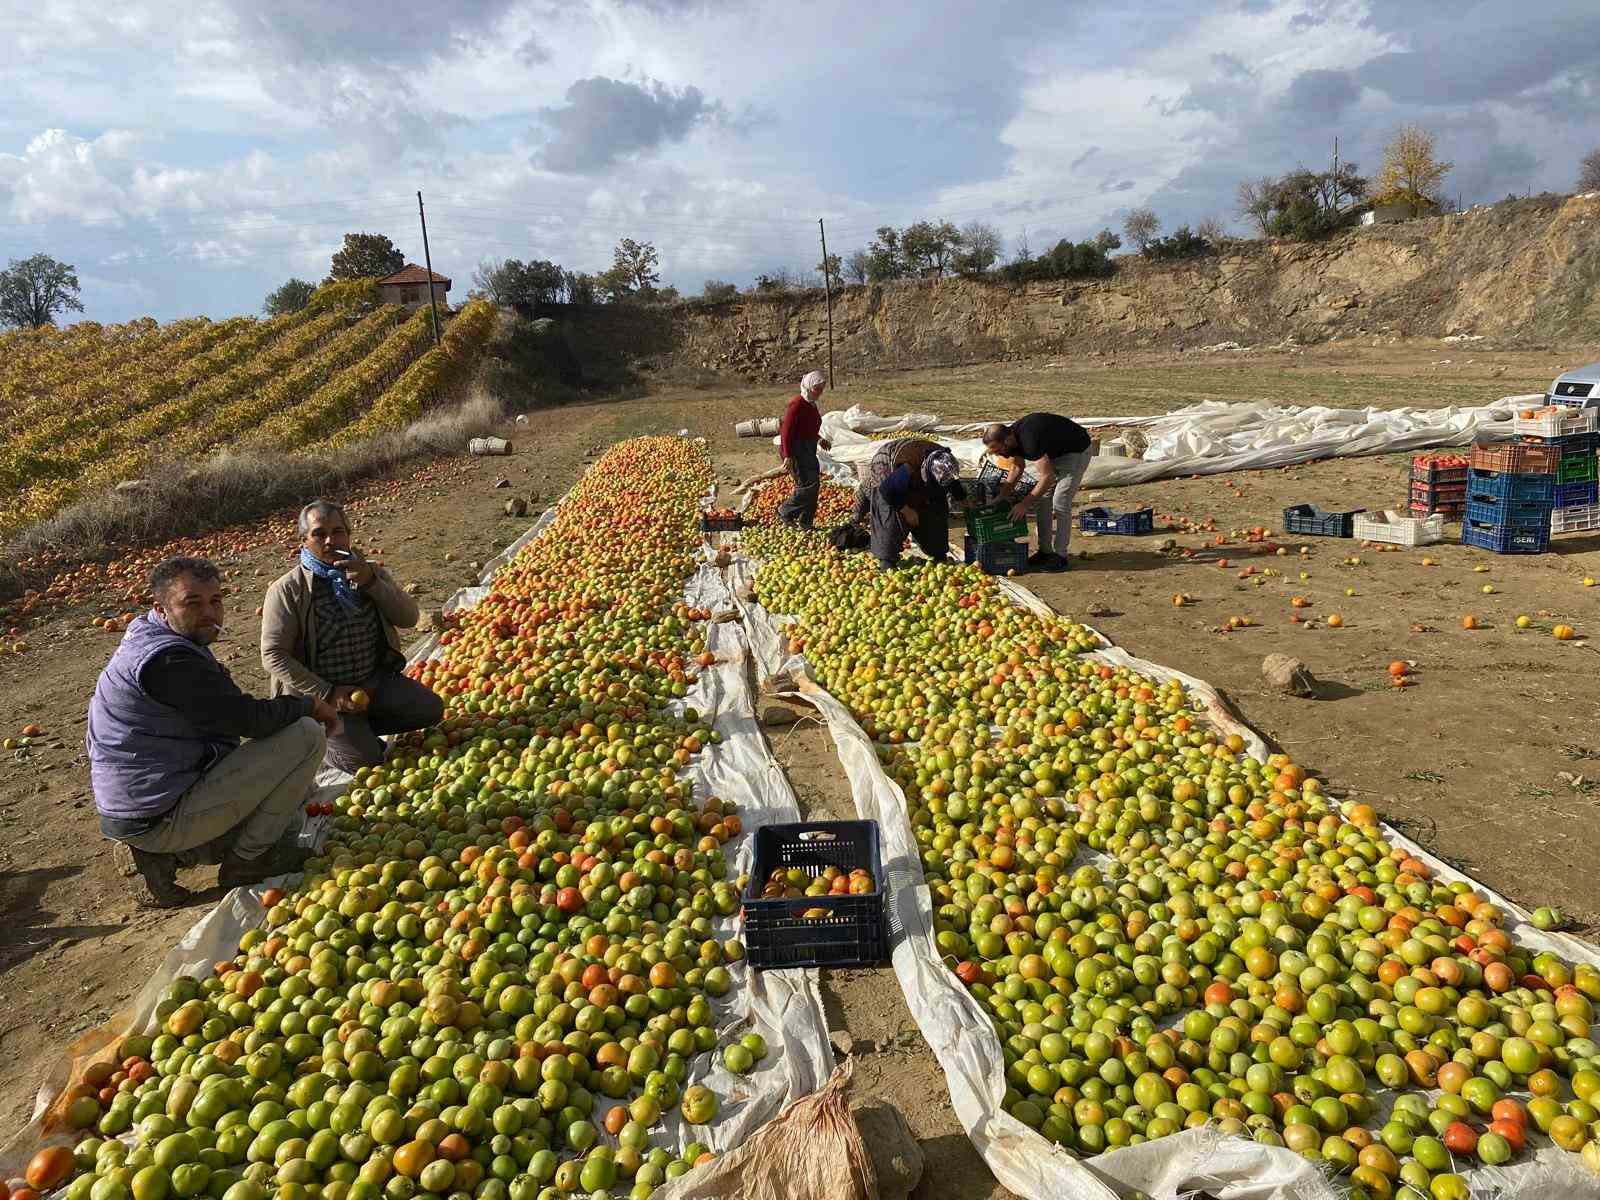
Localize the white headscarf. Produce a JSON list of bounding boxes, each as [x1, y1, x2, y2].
[[799, 370, 827, 401]]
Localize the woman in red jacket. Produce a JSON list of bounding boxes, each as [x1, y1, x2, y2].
[[777, 370, 832, 527]]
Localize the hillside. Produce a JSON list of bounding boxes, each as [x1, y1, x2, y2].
[[664, 193, 1600, 380], [0, 285, 496, 536]]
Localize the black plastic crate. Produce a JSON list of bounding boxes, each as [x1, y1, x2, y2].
[[962, 537, 1030, 575], [700, 514, 745, 532], [1554, 481, 1600, 509], [1466, 468, 1556, 503], [1462, 521, 1550, 555], [743, 820, 887, 970], [1078, 506, 1155, 535], [1282, 504, 1364, 538], [973, 461, 1036, 504]]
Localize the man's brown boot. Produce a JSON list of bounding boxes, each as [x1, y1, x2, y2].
[[127, 847, 196, 908]]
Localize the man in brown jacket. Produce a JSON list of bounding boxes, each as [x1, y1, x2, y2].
[[261, 499, 444, 773]]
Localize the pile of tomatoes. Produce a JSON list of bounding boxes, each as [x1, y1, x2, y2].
[[24, 439, 768, 1200], [747, 521, 1600, 1195]]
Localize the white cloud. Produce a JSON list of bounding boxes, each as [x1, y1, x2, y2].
[[0, 0, 1596, 322]]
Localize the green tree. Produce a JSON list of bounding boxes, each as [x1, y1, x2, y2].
[[815, 253, 842, 285], [1142, 226, 1213, 261], [1091, 228, 1122, 254], [474, 259, 568, 307], [597, 238, 660, 302], [0, 254, 84, 328], [564, 271, 597, 305], [900, 220, 960, 276], [701, 280, 739, 301], [862, 226, 904, 281], [327, 232, 405, 281], [263, 277, 315, 316]]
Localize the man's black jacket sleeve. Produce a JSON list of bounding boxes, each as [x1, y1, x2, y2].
[[142, 647, 313, 740]]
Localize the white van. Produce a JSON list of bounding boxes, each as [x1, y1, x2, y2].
[[1549, 361, 1600, 407]]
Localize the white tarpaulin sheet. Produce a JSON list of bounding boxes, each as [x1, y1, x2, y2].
[[731, 550, 1600, 1200], [2, 476, 835, 1183], [809, 399, 1541, 489]]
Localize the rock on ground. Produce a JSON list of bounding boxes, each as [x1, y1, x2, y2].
[[850, 1098, 924, 1200], [1261, 653, 1319, 697]]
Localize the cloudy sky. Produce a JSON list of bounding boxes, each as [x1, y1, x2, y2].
[[3, 0, 1597, 323]]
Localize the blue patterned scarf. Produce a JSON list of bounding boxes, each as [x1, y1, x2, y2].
[[300, 547, 362, 614]]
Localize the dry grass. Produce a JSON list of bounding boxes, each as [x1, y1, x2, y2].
[[2, 391, 512, 578]]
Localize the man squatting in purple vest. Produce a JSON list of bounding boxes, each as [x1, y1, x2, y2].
[[87, 555, 342, 907]]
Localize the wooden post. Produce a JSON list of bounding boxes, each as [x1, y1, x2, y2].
[[818, 217, 835, 388], [417, 191, 442, 348]]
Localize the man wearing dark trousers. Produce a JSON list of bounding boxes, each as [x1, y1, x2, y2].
[[261, 500, 443, 774], [983, 414, 1094, 571]]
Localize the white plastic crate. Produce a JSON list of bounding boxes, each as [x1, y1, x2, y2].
[[1513, 406, 1599, 438], [1352, 509, 1446, 546], [1552, 504, 1600, 533]]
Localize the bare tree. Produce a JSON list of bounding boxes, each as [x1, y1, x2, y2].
[[1236, 178, 1275, 236], [1122, 207, 1160, 251], [954, 221, 1003, 275], [843, 250, 870, 285], [1195, 216, 1226, 245], [1579, 148, 1600, 193]]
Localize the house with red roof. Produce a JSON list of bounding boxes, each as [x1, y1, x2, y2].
[[376, 263, 451, 310]]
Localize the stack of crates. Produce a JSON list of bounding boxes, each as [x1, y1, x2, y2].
[[964, 461, 1033, 574], [1514, 405, 1600, 534], [1462, 441, 1557, 554], [1408, 453, 1469, 520]]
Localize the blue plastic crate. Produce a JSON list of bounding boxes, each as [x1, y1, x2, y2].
[[743, 820, 887, 970], [963, 536, 1029, 575], [1462, 521, 1550, 555], [1465, 494, 1554, 528], [1554, 481, 1600, 509], [1465, 468, 1556, 503], [1282, 504, 1363, 537], [1078, 506, 1155, 535]]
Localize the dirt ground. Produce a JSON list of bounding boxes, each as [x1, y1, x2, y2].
[[3, 340, 1598, 1199]]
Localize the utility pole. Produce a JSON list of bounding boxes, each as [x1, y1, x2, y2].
[[417, 191, 442, 348], [818, 218, 836, 389], [1331, 136, 1340, 211]]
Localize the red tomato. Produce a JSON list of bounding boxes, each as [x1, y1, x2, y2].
[[1443, 1122, 1478, 1156]]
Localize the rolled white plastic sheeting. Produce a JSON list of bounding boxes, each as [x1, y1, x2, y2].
[[808, 398, 1540, 489]]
